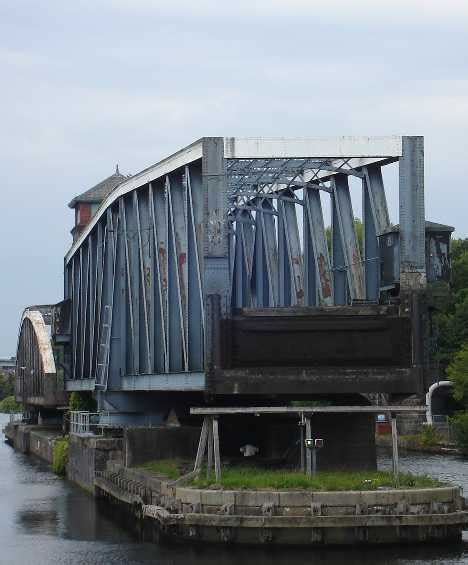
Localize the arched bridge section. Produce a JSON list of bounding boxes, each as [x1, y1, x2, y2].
[[63, 137, 427, 402], [16, 306, 67, 408]]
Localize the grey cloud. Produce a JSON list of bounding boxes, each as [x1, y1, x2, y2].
[[0, 0, 467, 354]]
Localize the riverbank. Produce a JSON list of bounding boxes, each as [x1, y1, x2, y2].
[[5, 421, 468, 547], [376, 433, 463, 455], [2, 415, 468, 565]]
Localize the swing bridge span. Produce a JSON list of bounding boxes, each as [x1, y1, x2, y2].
[[15, 136, 451, 420]]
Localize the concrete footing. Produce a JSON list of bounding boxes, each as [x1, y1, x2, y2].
[[95, 463, 468, 546]]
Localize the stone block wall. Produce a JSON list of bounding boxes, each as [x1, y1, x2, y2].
[[68, 435, 123, 493], [124, 426, 200, 467]]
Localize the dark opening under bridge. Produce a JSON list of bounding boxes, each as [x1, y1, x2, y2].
[[16, 136, 452, 420]]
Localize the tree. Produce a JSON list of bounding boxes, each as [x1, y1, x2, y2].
[[325, 218, 363, 255], [452, 241, 468, 294], [69, 391, 97, 412], [433, 238, 468, 367], [0, 371, 14, 401], [447, 342, 468, 408], [0, 395, 21, 413]]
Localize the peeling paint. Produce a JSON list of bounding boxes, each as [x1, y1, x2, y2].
[[317, 254, 332, 298]]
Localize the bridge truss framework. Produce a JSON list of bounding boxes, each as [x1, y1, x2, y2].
[[52, 137, 426, 407]]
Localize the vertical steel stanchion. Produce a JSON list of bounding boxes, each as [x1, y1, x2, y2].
[[390, 412, 399, 485], [299, 413, 305, 473], [305, 416, 312, 477]]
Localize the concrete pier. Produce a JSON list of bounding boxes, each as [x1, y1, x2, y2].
[[94, 463, 468, 546]]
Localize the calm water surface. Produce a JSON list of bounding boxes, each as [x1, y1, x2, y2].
[[1, 414, 467, 565]]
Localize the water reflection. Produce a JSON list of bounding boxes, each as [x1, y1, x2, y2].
[[1, 414, 467, 565]]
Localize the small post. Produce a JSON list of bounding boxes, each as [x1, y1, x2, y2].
[[390, 412, 399, 484], [212, 416, 221, 482], [193, 417, 209, 474], [305, 416, 312, 476], [207, 418, 213, 478], [312, 448, 317, 477], [299, 416, 305, 473]]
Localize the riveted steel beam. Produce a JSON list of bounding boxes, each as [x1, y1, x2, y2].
[[304, 188, 333, 306], [332, 174, 365, 301]]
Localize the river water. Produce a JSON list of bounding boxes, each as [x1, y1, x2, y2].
[[1, 414, 467, 565]]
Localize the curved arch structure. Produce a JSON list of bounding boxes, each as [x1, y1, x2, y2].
[[16, 307, 66, 408], [425, 380, 454, 424]]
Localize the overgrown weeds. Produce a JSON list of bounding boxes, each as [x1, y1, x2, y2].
[[52, 437, 69, 476]]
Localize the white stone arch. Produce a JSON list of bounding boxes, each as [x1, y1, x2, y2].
[[16, 308, 56, 403]]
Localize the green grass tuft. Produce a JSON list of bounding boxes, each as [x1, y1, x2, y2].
[[136, 459, 441, 491], [139, 459, 183, 479], [191, 467, 440, 490]]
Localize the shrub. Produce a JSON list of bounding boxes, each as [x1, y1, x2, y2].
[[447, 343, 468, 407], [52, 437, 69, 476], [418, 424, 442, 446], [0, 395, 21, 413], [69, 391, 97, 412], [450, 412, 468, 450]]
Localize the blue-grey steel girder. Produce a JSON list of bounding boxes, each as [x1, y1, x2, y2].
[[362, 165, 391, 301], [260, 198, 279, 307], [251, 200, 269, 307], [71, 253, 78, 379], [167, 173, 189, 371], [332, 174, 365, 301], [114, 199, 127, 381], [303, 188, 333, 306], [88, 232, 97, 377], [185, 164, 205, 370], [150, 179, 169, 373], [123, 194, 140, 375], [331, 192, 347, 305], [134, 189, 153, 373], [231, 209, 255, 308], [94, 222, 106, 379], [278, 189, 304, 306]]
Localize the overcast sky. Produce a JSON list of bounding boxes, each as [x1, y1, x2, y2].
[[1, 0, 467, 356]]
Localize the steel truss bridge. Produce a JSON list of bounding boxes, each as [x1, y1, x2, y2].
[[17, 137, 431, 417]]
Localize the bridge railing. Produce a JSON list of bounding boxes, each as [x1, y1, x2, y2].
[[8, 413, 23, 423], [431, 414, 455, 442], [69, 411, 120, 435]]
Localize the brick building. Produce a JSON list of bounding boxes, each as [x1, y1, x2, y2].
[[68, 166, 127, 241]]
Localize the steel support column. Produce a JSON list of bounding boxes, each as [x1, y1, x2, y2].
[[399, 136, 426, 289]]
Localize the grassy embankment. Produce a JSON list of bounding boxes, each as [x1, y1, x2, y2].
[[139, 459, 440, 490]]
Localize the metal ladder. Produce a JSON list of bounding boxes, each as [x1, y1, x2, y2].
[[95, 305, 111, 391]]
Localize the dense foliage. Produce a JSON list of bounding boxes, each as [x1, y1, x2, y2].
[[52, 437, 69, 476], [432, 237, 468, 450], [434, 238, 468, 369], [449, 412, 468, 451], [0, 371, 14, 401], [447, 343, 468, 407], [69, 391, 97, 412], [0, 395, 21, 413]]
